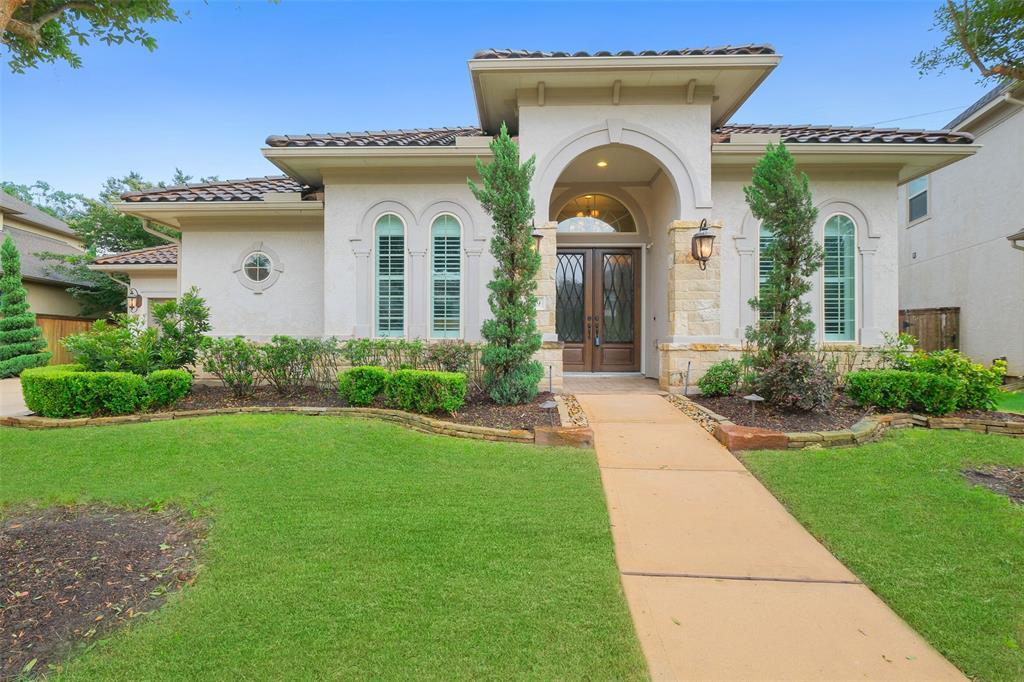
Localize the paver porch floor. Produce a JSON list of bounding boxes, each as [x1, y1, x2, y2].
[[578, 393, 966, 682]]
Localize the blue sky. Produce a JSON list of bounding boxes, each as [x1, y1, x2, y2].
[[1, 0, 991, 197]]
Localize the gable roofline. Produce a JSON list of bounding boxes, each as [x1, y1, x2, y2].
[[945, 81, 1024, 131], [0, 192, 77, 238]]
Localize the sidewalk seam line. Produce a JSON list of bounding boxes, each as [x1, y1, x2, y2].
[[620, 570, 862, 585]]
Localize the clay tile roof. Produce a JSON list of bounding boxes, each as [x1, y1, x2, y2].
[[472, 45, 776, 59], [120, 176, 314, 203], [264, 126, 485, 148], [712, 123, 975, 145], [92, 244, 178, 266]]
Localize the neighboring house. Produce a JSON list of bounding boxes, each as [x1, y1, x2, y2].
[[0, 192, 90, 318], [102, 46, 978, 392], [898, 82, 1024, 377]]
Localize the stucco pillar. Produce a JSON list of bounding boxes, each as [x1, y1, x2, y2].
[[735, 242, 756, 340], [464, 246, 484, 341], [533, 221, 562, 392], [859, 245, 883, 345], [352, 243, 372, 337], [666, 220, 723, 341], [408, 248, 428, 338]]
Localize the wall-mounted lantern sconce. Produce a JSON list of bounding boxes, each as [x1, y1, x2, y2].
[[691, 218, 716, 271], [126, 288, 142, 312], [531, 221, 544, 252]]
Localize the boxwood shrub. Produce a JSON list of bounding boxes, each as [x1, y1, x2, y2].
[[697, 359, 742, 397], [846, 369, 961, 415], [384, 369, 466, 415], [20, 365, 192, 417], [337, 366, 390, 406]]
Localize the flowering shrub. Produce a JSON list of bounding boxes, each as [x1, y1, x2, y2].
[[756, 354, 836, 412]]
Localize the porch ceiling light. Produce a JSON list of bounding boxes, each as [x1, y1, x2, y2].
[[596, 160, 608, 167], [691, 218, 716, 271], [126, 287, 142, 312]]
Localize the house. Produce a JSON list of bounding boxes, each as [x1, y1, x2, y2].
[[0, 192, 90, 318], [100, 46, 979, 392], [898, 82, 1023, 377]]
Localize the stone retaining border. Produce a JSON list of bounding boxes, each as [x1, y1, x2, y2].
[[663, 395, 1024, 451], [0, 405, 595, 448]]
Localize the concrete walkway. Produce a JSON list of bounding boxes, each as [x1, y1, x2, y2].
[[0, 377, 29, 417], [579, 393, 966, 682]]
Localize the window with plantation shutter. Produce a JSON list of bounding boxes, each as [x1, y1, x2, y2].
[[757, 224, 775, 322], [375, 214, 405, 337], [823, 214, 856, 341], [430, 215, 461, 338]]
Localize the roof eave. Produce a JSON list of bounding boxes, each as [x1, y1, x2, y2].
[[711, 142, 981, 183], [261, 146, 494, 186], [113, 200, 324, 229], [88, 263, 178, 273]]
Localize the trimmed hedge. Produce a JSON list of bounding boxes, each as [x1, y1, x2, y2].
[[338, 366, 390, 406], [20, 365, 192, 418], [846, 369, 960, 415], [338, 366, 466, 414]]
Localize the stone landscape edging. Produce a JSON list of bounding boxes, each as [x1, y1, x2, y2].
[[0, 405, 594, 448], [663, 395, 1024, 452]]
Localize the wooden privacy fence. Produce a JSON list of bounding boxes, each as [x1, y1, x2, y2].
[[36, 314, 94, 365], [899, 307, 960, 352]]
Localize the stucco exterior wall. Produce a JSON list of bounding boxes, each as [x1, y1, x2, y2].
[[898, 106, 1024, 375], [179, 219, 323, 339], [714, 166, 900, 347], [24, 281, 83, 317], [321, 170, 495, 340], [125, 270, 179, 324]]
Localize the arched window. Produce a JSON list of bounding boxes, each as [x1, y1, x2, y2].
[[757, 224, 775, 321], [823, 214, 856, 341], [555, 194, 636, 232], [375, 214, 405, 337], [430, 214, 461, 338]]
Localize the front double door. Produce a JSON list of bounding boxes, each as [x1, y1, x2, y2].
[[556, 248, 641, 372]]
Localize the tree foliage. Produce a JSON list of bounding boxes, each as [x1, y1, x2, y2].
[[468, 123, 544, 405], [914, 0, 1024, 83], [0, 234, 52, 376], [2, 0, 179, 73], [744, 143, 823, 366]]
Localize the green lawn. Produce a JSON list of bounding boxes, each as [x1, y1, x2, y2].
[[744, 429, 1024, 682], [0, 415, 646, 681], [996, 390, 1024, 414]]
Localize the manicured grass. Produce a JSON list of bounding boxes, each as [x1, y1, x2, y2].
[[744, 429, 1024, 682], [0, 415, 646, 681], [995, 390, 1024, 414]]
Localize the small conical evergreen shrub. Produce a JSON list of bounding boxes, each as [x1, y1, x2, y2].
[[0, 235, 52, 377]]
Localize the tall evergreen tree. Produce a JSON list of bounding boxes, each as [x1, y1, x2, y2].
[[744, 143, 823, 366], [468, 123, 544, 404], [0, 235, 51, 376]]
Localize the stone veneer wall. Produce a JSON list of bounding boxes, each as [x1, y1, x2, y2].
[[532, 221, 563, 392]]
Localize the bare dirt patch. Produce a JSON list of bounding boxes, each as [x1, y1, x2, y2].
[[691, 394, 869, 432], [0, 506, 204, 680], [962, 466, 1024, 504], [167, 384, 558, 432]]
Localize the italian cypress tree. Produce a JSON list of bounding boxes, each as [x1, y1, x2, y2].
[[744, 143, 823, 366], [468, 123, 544, 404], [0, 235, 51, 377]]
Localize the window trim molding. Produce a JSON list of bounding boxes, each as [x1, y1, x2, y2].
[[233, 242, 284, 294], [820, 212, 858, 344], [428, 212, 464, 340], [373, 212, 408, 339]]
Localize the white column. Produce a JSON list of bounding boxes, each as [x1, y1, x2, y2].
[[735, 244, 756, 340], [464, 247, 484, 341], [859, 246, 882, 345], [408, 249, 428, 338], [352, 243, 371, 337]]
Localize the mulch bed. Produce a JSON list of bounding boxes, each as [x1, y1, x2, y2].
[[0, 506, 204, 680], [691, 394, 869, 432], [954, 409, 1024, 423], [167, 384, 558, 432], [962, 466, 1024, 504]]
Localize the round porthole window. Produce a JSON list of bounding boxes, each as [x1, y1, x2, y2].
[[242, 251, 272, 282]]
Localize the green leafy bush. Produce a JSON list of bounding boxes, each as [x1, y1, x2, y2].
[[757, 354, 836, 412], [698, 359, 742, 397], [336, 338, 482, 385], [486, 363, 544, 406], [198, 337, 260, 398], [21, 364, 149, 417], [145, 369, 192, 408], [260, 336, 317, 396], [338, 366, 390, 406], [846, 370, 961, 415], [62, 287, 210, 375], [384, 369, 467, 414], [906, 350, 1005, 410]]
